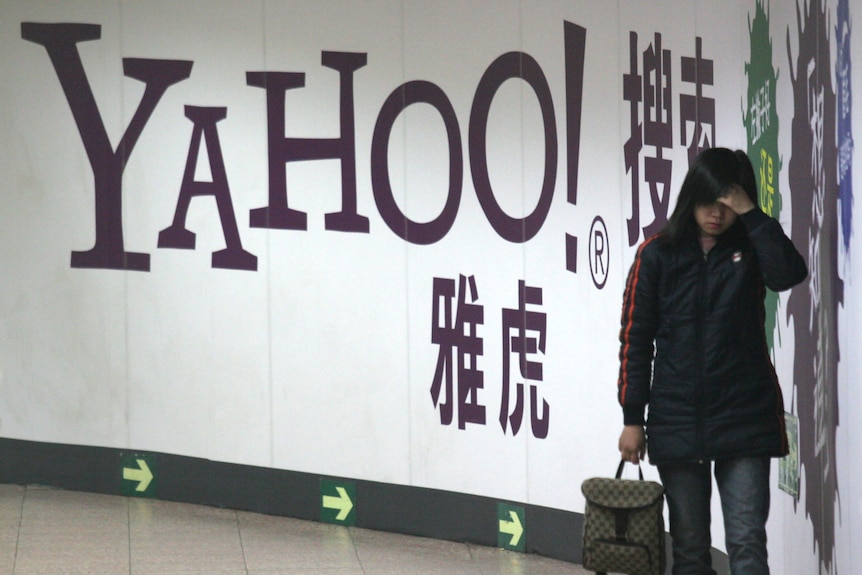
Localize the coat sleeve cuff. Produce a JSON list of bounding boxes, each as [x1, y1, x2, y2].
[[623, 406, 646, 426], [739, 208, 770, 232]]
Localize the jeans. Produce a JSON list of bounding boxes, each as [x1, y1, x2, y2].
[[657, 457, 771, 575]]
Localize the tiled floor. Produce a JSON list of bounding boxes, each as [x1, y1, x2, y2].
[[0, 484, 590, 575]]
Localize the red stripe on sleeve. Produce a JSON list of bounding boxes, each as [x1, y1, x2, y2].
[[618, 238, 654, 405]]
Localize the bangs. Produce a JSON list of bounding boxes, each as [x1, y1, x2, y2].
[[692, 184, 723, 206], [690, 168, 733, 206]]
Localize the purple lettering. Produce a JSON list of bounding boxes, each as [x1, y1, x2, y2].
[[246, 51, 368, 232], [565, 21, 587, 273], [371, 81, 463, 244], [679, 37, 715, 165], [21, 22, 192, 271], [469, 52, 557, 243], [22, 20, 592, 265], [565, 22, 587, 206], [430, 275, 485, 428], [500, 281, 548, 438], [158, 106, 258, 271], [623, 31, 644, 247], [641, 33, 673, 239]]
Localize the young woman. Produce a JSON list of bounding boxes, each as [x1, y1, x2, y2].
[[617, 148, 807, 575]]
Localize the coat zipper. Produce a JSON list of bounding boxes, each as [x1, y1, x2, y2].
[[695, 249, 708, 456]]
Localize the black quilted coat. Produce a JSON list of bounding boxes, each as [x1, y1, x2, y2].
[[618, 209, 808, 464]]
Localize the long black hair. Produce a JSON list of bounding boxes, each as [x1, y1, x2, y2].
[[659, 147, 759, 245]]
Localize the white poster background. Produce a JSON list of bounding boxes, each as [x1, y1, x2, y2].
[[2, 2, 860, 568]]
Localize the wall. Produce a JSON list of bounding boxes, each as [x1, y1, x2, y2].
[[0, 1, 858, 572]]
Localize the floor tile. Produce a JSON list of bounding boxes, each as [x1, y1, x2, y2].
[[0, 485, 588, 575], [0, 485, 24, 575], [351, 527, 482, 575], [129, 498, 246, 574], [13, 488, 129, 575], [245, 570, 365, 575], [237, 512, 361, 572], [468, 543, 590, 575]]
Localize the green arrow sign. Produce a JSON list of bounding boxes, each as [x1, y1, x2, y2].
[[320, 480, 355, 525], [497, 503, 525, 551], [121, 454, 155, 497]]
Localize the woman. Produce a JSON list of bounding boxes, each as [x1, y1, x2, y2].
[[617, 148, 807, 575]]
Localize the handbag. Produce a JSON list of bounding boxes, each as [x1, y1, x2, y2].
[[581, 460, 666, 575]]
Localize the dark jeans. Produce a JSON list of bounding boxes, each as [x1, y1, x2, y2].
[[657, 457, 771, 575]]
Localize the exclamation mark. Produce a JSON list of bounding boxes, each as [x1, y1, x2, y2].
[[565, 21, 586, 273]]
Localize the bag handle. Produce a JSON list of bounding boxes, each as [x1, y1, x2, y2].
[[615, 459, 645, 481]]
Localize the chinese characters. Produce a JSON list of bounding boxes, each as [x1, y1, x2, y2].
[[430, 276, 549, 438], [623, 33, 715, 247]]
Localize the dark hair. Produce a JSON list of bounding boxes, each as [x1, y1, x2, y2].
[[660, 147, 758, 244]]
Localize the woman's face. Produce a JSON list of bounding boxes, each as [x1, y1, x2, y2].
[[694, 200, 737, 238]]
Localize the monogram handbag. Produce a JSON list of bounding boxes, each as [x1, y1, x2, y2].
[[581, 461, 666, 575]]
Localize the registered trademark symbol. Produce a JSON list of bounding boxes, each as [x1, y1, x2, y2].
[[588, 216, 609, 289]]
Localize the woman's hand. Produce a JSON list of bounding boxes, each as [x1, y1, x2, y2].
[[619, 425, 646, 463], [717, 184, 756, 215]]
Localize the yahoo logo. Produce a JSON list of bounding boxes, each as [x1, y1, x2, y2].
[[21, 21, 586, 272]]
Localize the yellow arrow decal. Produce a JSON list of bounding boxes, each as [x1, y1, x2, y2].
[[322, 486, 353, 521], [123, 458, 153, 492], [498, 510, 524, 547]]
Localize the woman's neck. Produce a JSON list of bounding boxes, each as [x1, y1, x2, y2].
[[699, 235, 717, 254]]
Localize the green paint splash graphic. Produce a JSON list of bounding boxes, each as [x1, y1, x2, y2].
[[743, 0, 781, 350]]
